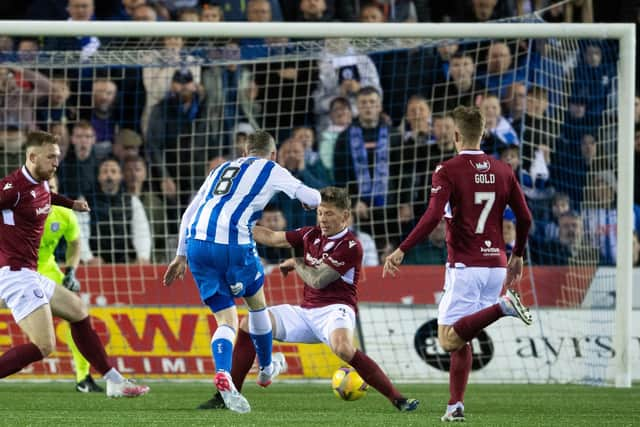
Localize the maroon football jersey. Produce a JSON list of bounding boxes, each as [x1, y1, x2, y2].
[[400, 150, 532, 267], [285, 226, 363, 312], [0, 167, 55, 270]]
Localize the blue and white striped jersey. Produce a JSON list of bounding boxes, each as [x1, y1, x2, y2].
[[183, 157, 303, 246]]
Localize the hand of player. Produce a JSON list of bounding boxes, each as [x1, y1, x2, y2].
[[71, 199, 90, 212], [62, 267, 81, 292], [279, 258, 296, 277], [504, 255, 523, 288], [383, 248, 405, 278], [163, 256, 187, 286]]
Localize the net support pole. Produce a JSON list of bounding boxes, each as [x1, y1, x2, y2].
[[613, 24, 635, 388]]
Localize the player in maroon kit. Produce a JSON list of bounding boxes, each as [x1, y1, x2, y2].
[[0, 131, 148, 397], [384, 106, 533, 422], [198, 186, 418, 412]]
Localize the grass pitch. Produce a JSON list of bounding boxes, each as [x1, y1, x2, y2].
[[0, 382, 637, 426]]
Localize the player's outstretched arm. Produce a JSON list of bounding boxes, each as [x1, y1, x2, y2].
[[504, 255, 523, 288], [295, 184, 321, 210], [253, 225, 292, 248], [163, 255, 187, 286], [383, 248, 405, 278]]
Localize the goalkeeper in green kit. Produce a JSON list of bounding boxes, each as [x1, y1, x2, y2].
[[37, 176, 102, 392]]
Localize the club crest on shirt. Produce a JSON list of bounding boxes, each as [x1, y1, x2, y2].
[[470, 159, 491, 172], [323, 241, 335, 251], [35, 204, 51, 216], [313, 238, 321, 246], [50, 222, 60, 232]]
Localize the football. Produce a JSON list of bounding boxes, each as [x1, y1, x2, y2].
[[331, 367, 369, 401]]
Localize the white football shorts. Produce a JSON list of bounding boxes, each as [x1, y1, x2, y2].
[[0, 267, 56, 323], [438, 264, 506, 326], [269, 303, 356, 345]]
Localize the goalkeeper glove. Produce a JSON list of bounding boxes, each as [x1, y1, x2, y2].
[[62, 267, 81, 292]]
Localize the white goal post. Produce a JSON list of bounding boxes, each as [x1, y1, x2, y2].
[[0, 20, 634, 387]]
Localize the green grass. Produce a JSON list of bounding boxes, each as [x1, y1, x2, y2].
[[0, 382, 638, 426]]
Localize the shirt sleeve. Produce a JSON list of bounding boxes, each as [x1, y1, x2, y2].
[[0, 181, 19, 210], [285, 226, 314, 250], [270, 163, 303, 199], [507, 171, 533, 257], [176, 170, 216, 256], [62, 208, 80, 243], [399, 164, 452, 253], [130, 195, 152, 261], [51, 192, 74, 209]]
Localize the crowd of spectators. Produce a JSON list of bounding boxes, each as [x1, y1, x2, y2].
[[0, 0, 638, 268]]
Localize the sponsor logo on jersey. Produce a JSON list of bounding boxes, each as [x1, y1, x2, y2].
[[3, 183, 12, 190], [326, 255, 345, 267], [470, 159, 491, 172], [480, 239, 500, 255], [35, 204, 51, 216]]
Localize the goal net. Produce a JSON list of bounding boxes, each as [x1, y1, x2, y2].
[[0, 19, 633, 386]]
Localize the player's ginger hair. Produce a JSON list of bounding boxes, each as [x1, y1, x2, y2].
[[451, 105, 485, 148], [25, 130, 58, 150]]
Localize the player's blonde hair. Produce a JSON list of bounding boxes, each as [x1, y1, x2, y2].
[[451, 105, 485, 147], [246, 130, 276, 157], [320, 187, 350, 211], [25, 130, 58, 150]]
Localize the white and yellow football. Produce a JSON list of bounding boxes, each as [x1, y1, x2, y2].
[[331, 367, 369, 401]]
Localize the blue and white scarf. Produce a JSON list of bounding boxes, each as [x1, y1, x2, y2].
[[349, 125, 389, 207]]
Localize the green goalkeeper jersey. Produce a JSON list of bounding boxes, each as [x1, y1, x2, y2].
[[37, 205, 80, 285]]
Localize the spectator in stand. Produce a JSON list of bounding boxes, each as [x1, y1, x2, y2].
[[280, 0, 354, 21], [333, 86, 402, 247], [451, 0, 511, 22], [291, 126, 332, 184], [511, 85, 557, 171], [499, 144, 551, 201], [177, 7, 200, 21], [58, 121, 99, 200], [0, 126, 25, 178], [274, 138, 329, 228], [141, 36, 201, 135], [431, 51, 484, 114], [553, 133, 609, 206], [131, 3, 158, 21], [359, 1, 385, 22], [501, 81, 527, 124], [530, 211, 598, 265], [583, 170, 621, 266], [314, 38, 381, 133], [110, 0, 146, 20], [361, 0, 418, 22], [112, 128, 143, 164], [48, 122, 71, 160], [538, 192, 571, 242], [37, 78, 77, 127], [86, 158, 152, 264], [122, 155, 168, 263], [16, 38, 40, 64], [80, 78, 120, 160], [43, 0, 100, 61], [297, 0, 334, 21], [479, 42, 527, 99], [346, 215, 379, 266], [255, 204, 291, 267], [541, 0, 593, 23], [402, 218, 448, 265], [215, 0, 283, 21], [318, 96, 352, 176], [146, 68, 210, 218], [0, 66, 52, 132], [572, 40, 616, 117], [480, 94, 519, 156], [201, 3, 223, 21]]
